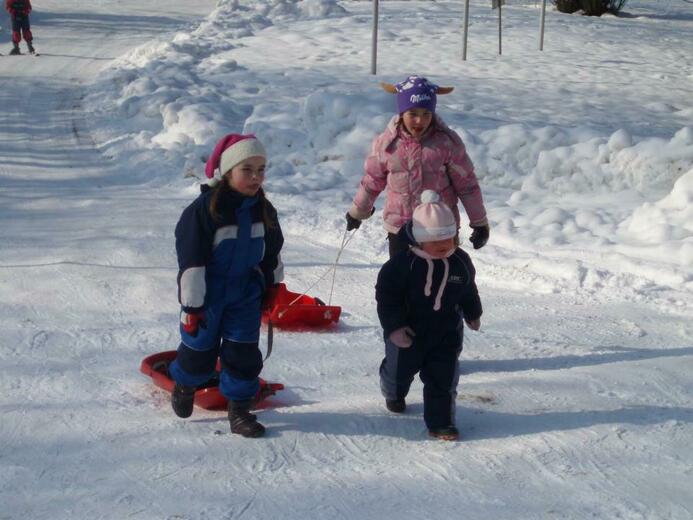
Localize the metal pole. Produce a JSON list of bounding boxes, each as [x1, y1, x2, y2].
[[371, 0, 379, 75], [498, 2, 502, 55], [539, 0, 547, 50], [462, 0, 470, 61]]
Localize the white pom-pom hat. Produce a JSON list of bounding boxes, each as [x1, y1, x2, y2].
[[412, 190, 457, 243]]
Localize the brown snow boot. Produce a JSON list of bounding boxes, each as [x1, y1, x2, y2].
[[171, 383, 196, 418], [428, 425, 460, 441], [228, 399, 265, 438]]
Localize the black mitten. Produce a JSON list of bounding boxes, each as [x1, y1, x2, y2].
[[469, 224, 490, 249], [345, 212, 362, 231]]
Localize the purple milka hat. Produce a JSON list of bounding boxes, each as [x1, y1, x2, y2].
[[395, 75, 438, 113], [380, 75, 455, 114]]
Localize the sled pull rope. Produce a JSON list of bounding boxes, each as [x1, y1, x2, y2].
[[264, 320, 274, 361], [328, 227, 351, 305], [283, 228, 357, 309]]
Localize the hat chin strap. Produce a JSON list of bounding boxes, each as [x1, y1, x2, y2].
[[411, 246, 453, 311]]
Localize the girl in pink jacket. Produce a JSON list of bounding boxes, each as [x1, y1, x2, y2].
[[6, 0, 35, 55], [346, 75, 489, 257]]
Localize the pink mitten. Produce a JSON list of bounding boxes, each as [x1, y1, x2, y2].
[[389, 326, 416, 348]]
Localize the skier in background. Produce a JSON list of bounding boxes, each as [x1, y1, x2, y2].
[[6, 0, 35, 55], [346, 75, 489, 257], [170, 134, 284, 438], [375, 190, 482, 441]]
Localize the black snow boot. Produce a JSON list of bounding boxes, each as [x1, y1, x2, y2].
[[386, 398, 406, 413], [27, 42, 35, 54], [9, 43, 20, 55], [171, 383, 196, 418], [228, 399, 265, 438]]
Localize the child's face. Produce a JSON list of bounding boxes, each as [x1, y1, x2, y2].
[[401, 108, 433, 138], [421, 237, 456, 259], [226, 156, 266, 196]]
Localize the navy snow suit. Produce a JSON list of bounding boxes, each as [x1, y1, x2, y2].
[[376, 223, 482, 430], [169, 185, 284, 402]]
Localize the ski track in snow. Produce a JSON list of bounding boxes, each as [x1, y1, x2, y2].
[[1, 1, 692, 519]]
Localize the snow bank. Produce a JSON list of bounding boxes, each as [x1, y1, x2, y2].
[[621, 166, 693, 266], [467, 124, 693, 196], [247, 91, 389, 194], [83, 0, 693, 279], [84, 0, 346, 182], [466, 123, 693, 272]]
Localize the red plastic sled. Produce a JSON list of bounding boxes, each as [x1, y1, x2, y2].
[[140, 350, 284, 411], [262, 283, 341, 329]]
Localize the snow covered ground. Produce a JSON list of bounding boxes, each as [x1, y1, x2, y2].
[[1, 0, 692, 518]]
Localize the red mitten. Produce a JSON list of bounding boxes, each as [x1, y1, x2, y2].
[[181, 310, 205, 336]]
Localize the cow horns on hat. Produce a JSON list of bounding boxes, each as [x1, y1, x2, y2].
[[379, 82, 454, 95]]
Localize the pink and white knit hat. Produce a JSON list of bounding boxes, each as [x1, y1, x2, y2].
[[204, 133, 266, 186], [412, 190, 457, 243]]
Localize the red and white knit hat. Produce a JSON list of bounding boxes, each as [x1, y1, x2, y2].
[[412, 190, 457, 243], [204, 133, 266, 186]]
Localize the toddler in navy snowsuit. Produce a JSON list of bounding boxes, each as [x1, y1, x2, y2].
[[376, 190, 482, 441], [6, 0, 34, 55], [169, 134, 284, 438]]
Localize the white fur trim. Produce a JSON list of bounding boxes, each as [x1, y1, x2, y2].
[[219, 138, 267, 176]]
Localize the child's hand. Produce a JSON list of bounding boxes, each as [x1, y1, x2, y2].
[[389, 326, 416, 348], [345, 212, 363, 231], [465, 318, 481, 331], [181, 310, 206, 336], [346, 207, 375, 231], [469, 224, 490, 249]]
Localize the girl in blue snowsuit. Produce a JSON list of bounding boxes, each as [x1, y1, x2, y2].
[[376, 190, 482, 441], [169, 134, 284, 438]]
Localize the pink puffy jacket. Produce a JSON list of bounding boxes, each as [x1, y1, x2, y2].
[[349, 114, 488, 234]]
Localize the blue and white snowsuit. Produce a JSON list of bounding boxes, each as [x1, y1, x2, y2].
[[376, 223, 482, 430], [169, 185, 284, 402]]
